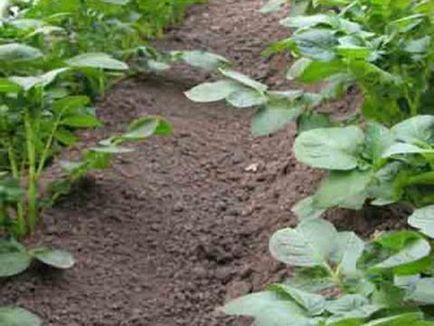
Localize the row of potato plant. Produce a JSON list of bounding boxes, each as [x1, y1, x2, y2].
[[186, 0, 434, 324], [0, 0, 214, 324], [187, 0, 434, 212]]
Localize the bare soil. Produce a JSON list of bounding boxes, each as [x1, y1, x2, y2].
[[0, 1, 405, 325]]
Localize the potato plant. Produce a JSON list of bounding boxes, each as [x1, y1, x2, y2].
[[184, 2, 434, 323], [188, 0, 434, 130], [186, 0, 434, 210], [292, 115, 434, 217], [0, 0, 207, 323], [223, 218, 434, 325]]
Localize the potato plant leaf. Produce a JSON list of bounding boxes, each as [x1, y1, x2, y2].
[[332, 231, 364, 276], [313, 170, 373, 210], [326, 295, 382, 321], [30, 248, 75, 269], [391, 115, 434, 144], [251, 102, 302, 136], [10, 68, 69, 91], [219, 68, 268, 92], [0, 239, 32, 277], [294, 126, 364, 170], [0, 79, 22, 93], [0, 307, 42, 326], [364, 312, 425, 326], [287, 58, 344, 83], [174, 50, 230, 70], [408, 206, 434, 238], [270, 283, 326, 316], [292, 196, 326, 221], [260, 0, 287, 13], [269, 218, 337, 267], [374, 239, 431, 270], [405, 278, 434, 304], [0, 43, 43, 62], [185, 80, 240, 103], [226, 87, 267, 108], [123, 116, 171, 140], [66, 53, 128, 70], [382, 143, 434, 158], [222, 291, 311, 326]]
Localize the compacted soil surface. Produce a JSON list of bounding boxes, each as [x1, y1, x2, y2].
[[0, 1, 404, 325]]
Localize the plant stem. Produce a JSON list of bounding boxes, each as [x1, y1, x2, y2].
[[24, 115, 38, 233], [36, 116, 62, 177], [7, 141, 26, 237], [324, 263, 345, 291]]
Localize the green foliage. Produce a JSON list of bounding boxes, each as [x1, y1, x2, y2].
[[187, 0, 434, 129], [292, 116, 434, 213], [0, 0, 208, 322], [186, 0, 434, 215], [0, 0, 214, 239], [0, 306, 41, 326], [0, 238, 74, 277], [224, 219, 434, 325]]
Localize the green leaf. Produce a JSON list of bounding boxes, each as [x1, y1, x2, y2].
[[326, 295, 382, 321], [269, 219, 337, 267], [376, 231, 424, 251], [10, 68, 69, 91], [54, 129, 78, 145], [90, 146, 133, 154], [405, 278, 434, 304], [251, 102, 302, 136], [364, 312, 424, 326], [0, 43, 43, 62], [364, 122, 393, 162], [53, 96, 90, 114], [0, 239, 31, 277], [123, 116, 171, 140], [297, 112, 334, 133], [222, 291, 310, 326], [408, 206, 434, 238], [374, 239, 431, 269], [226, 87, 267, 108], [0, 79, 21, 93], [176, 51, 230, 70], [270, 283, 326, 316], [30, 248, 74, 269], [287, 58, 344, 83], [66, 52, 128, 70], [185, 80, 240, 102], [0, 307, 41, 326], [405, 36, 431, 54], [294, 126, 364, 170], [292, 28, 337, 61], [260, 0, 287, 13], [391, 115, 434, 144], [382, 143, 434, 158], [292, 196, 326, 221], [333, 232, 365, 277], [313, 170, 373, 210], [219, 69, 268, 92], [280, 14, 333, 29], [336, 45, 370, 60]]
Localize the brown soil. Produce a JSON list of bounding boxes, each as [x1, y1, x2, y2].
[[0, 1, 405, 325]]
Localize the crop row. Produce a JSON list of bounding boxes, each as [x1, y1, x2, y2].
[[186, 0, 434, 324], [0, 0, 210, 324]]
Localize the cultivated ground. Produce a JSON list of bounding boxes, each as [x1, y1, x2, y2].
[[0, 1, 404, 325]]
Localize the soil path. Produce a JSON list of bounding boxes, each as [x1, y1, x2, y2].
[[1, 1, 333, 325]]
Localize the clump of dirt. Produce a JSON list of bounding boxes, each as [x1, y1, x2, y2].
[[0, 1, 405, 325]]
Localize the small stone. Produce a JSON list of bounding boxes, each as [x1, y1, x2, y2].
[[173, 201, 185, 212]]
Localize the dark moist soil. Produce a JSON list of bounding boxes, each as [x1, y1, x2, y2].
[[0, 1, 405, 325]]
